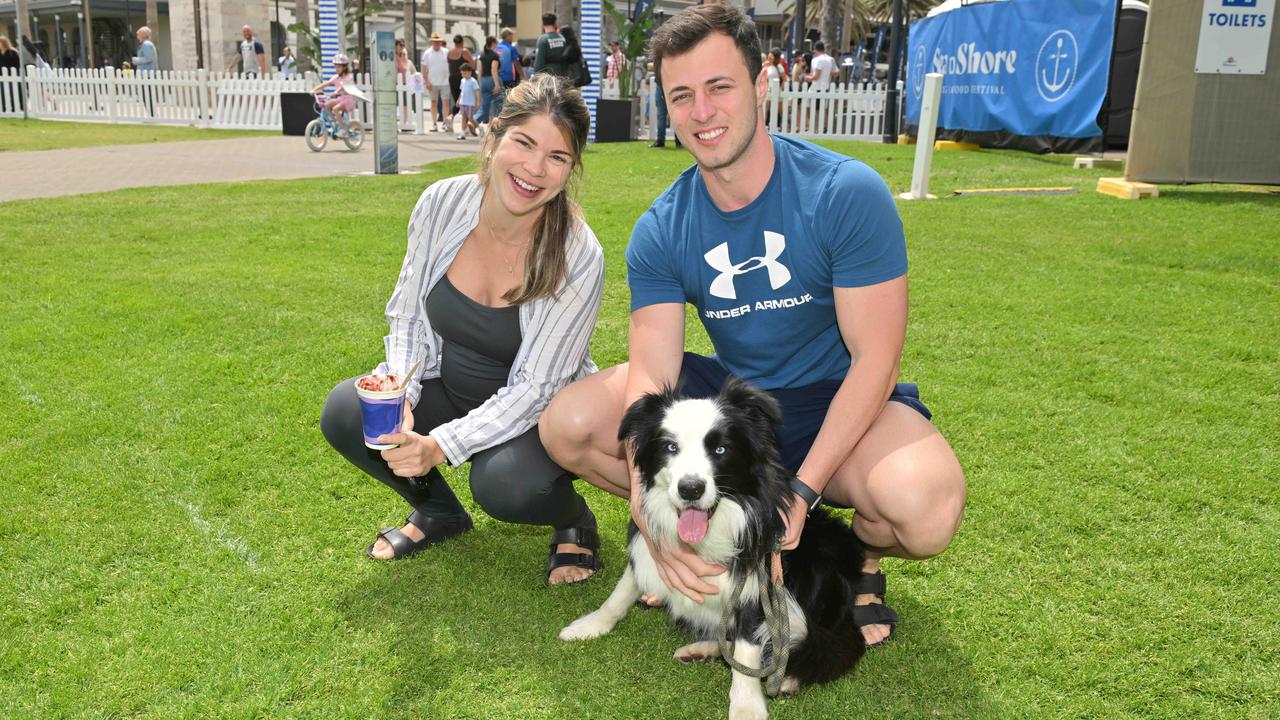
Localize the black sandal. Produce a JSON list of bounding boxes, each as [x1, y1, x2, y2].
[[852, 570, 899, 647], [366, 512, 473, 560], [545, 525, 602, 585]]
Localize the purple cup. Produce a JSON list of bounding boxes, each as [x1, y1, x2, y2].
[[354, 375, 407, 450]]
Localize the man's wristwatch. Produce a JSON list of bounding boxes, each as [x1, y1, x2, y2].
[[788, 476, 823, 515]]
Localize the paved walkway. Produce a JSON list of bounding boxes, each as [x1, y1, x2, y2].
[[0, 132, 478, 202]]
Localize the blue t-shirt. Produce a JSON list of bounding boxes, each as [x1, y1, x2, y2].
[[497, 41, 521, 82], [626, 135, 907, 389]]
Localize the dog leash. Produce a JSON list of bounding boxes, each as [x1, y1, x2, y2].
[[716, 543, 790, 697]]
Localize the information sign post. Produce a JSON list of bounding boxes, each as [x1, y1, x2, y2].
[[373, 31, 398, 175]]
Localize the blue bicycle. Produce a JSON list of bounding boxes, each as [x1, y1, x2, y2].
[[305, 93, 365, 152]]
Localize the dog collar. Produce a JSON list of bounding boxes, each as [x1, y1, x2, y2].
[[788, 476, 822, 515]]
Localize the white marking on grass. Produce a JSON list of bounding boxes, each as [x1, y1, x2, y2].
[[173, 499, 263, 573], [21, 393, 43, 405]]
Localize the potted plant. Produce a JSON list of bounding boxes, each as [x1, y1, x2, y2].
[[595, 0, 655, 142]]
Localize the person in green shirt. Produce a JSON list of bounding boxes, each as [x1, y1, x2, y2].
[[533, 13, 571, 78]]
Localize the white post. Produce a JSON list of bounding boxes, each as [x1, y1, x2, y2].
[[900, 72, 943, 201], [105, 66, 119, 124], [198, 68, 210, 128], [647, 74, 657, 142]]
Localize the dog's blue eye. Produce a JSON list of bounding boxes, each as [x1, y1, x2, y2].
[[715, 446, 726, 455], [665, 442, 678, 453]]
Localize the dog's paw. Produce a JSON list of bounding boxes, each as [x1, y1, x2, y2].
[[777, 676, 800, 696], [728, 693, 768, 720], [673, 641, 722, 663], [558, 612, 616, 641]]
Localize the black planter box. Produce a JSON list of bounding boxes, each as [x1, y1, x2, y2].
[[595, 98, 637, 143], [280, 92, 316, 136]]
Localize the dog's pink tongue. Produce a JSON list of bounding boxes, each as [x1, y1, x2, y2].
[[677, 508, 710, 544]]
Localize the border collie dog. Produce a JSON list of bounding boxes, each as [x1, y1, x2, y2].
[[560, 378, 866, 719]]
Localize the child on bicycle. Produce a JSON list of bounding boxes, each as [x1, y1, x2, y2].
[[311, 53, 357, 134]]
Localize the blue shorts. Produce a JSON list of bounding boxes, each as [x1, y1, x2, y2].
[[676, 352, 932, 474]]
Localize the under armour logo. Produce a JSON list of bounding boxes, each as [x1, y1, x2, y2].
[[704, 231, 792, 300]]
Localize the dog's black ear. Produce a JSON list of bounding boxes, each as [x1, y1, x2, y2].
[[618, 388, 677, 446], [718, 375, 782, 428]]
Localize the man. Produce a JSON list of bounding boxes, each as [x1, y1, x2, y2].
[[806, 40, 837, 130], [605, 40, 625, 95], [532, 13, 570, 78], [540, 5, 965, 647], [420, 32, 451, 132], [132, 26, 158, 116], [492, 28, 523, 118], [227, 25, 267, 76]]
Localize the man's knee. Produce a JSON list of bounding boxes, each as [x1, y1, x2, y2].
[[865, 453, 966, 559], [540, 387, 606, 460]]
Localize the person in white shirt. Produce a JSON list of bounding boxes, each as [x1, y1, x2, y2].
[[320, 76, 606, 586], [227, 25, 267, 76], [279, 47, 297, 78], [805, 41, 837, 132], [420, 32, 453, 132]]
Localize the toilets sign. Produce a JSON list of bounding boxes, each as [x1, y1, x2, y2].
[[904, 0, 1118, 139], [1195, 0, 1274, 74]]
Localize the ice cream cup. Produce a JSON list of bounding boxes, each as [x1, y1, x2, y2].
[[355, 375, 406, 450]]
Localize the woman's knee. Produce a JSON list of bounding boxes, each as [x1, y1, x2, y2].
[[470, 430, 574, 524], [320, 377, 362, 452]]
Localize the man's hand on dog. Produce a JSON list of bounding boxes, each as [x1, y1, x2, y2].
[[630, 491, 725, 603], [780, 494, 809, 550]]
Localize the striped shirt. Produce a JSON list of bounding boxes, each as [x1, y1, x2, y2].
[[375, 174, 605, 466]]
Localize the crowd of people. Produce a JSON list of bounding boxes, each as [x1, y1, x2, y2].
[[322, 4, 965, 649]]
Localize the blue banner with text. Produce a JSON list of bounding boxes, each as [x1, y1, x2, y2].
[[905, 0, 1118, 138]]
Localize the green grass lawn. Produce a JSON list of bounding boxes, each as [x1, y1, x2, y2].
[[0, 119, 276, 152], [1, 142, 1277, 719]]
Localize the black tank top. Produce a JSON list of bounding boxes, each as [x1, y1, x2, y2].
[[448, 53, 466, 79], [425, 274, 523, 407]]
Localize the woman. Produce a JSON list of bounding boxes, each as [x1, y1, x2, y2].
[[279, 47, 297, 78], [447, 35, 474, 118], [394, 39, 413, 128], [0, 37, 17, 113], [763, 49, 784, 128], [321, 74, 604, 586], [477, 36, 500, 124], [559, 26, 586, 88]]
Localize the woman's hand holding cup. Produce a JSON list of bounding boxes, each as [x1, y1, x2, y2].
[[379, 429, 445, 477]]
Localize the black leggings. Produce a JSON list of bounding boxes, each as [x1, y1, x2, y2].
[[320, 376, 589, 530]]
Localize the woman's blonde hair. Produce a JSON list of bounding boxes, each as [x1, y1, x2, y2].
[[0, 37, 13, 53], [479, 73, 590, 305]]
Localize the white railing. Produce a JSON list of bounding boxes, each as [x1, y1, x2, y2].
[[9, 67, 427, 131], [0, 67, 25, 118], [643, 75, 887, 142]]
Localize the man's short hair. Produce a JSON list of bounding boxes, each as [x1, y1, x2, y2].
[[650, 5, 761, 87], [815, 41, 825, 51], [501, 27, 515, 40], [543, 13, 557, 27]]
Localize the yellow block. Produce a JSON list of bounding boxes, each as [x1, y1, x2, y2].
[[897, 134, 916, 145], [1096, 177, 1159, 200], [1073, 157, 1125, 170], [934, 140, 980, 151]]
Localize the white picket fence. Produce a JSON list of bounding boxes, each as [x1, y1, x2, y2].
[[643, 76, 887, 142], [2, 66, 887, 141], [0, 66, 427, 130]]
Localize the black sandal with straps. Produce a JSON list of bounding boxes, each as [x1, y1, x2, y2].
[[852, 570, 900, 647], [366, 512, 473, 560], [545, 525, 603, 585]]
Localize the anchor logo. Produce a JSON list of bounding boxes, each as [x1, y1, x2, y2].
[[1035, 30, 1078, 103], [911, 46, 926, 98], [704, 232, 792, 301]]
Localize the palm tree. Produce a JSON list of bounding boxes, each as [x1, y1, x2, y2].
[[785, 1, 943, 52]]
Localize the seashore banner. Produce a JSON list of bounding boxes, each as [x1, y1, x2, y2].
[[904, 0, 1119, 139]]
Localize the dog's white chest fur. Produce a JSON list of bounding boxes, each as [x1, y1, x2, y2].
[[627, 531, 762, 637]]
